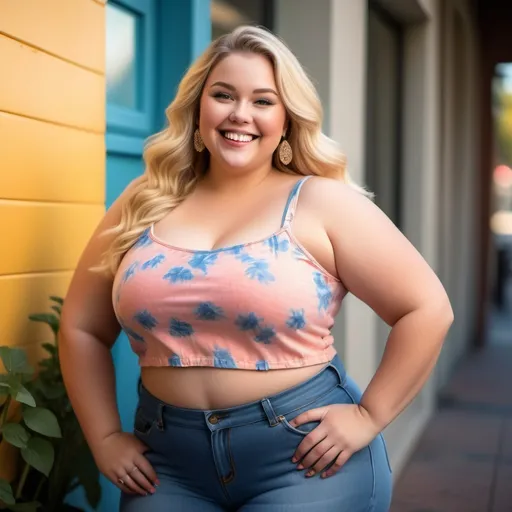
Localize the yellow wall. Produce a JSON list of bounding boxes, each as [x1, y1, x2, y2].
[[0, 0, 106, 478]]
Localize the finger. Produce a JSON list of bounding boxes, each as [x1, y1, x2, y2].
[[120, 473, 148, 495], [307, 446, 341, 477], [292, 428, 327, 463], [114, 476, 135, 495], [127, 465, 156, 495], [297, 438, 335, 472], [134, 452, 159, 487], [289, 407, 327, 428], [321, 450, 352, 478]]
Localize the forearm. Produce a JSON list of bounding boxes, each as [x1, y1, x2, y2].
[[360, 304, 453, 431], [59, 329, 122, 451]]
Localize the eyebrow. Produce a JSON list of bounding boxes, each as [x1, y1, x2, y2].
[[210, 81, 278, 96]]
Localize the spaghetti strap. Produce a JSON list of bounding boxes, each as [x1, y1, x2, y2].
[[280, 176, 313, 229]]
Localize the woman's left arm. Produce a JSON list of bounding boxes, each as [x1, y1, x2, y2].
[[290, 179, 454, 476]]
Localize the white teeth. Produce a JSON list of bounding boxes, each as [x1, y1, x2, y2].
[[223, 132, 254, 142]]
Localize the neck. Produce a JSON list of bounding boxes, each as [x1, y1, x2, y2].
[[200, 160, 276, 195]]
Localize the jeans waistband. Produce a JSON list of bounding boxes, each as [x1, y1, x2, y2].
[[137, 355, 346, 431]]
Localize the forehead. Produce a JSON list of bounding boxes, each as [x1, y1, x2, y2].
[[206, 52, 277, 89]]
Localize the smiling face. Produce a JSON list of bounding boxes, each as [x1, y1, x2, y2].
[[198, 52, 287, 173]]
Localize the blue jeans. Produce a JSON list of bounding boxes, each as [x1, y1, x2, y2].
[[120, 356, 392, 511]]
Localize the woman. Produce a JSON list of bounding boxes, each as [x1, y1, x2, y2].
[[60, 25, 453, 511]]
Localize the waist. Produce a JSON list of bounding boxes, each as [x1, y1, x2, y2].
[[141, 357, 332, 409], [138, 354, 347, 428]]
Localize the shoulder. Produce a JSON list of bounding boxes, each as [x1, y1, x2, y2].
[[299, 175, 376, 223]]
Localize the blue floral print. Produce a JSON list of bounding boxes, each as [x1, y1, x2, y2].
[[163, 266, 194, 284], [287, 309, 306, 330], [255, 360, 270, 371], [195, 302, 225, 321], [169, 318, 194, 337], [133, 228, 152, 249], [226, 246, 245, 256], [254, 326, 276, 344], [134, 310, 158, 330], [245, 260, 275, 284], [235, 313, 262, 331], [122, 262, 139, 283], [119, 321, 144, 343], [237, 252, 255, 264], [266, 235, 290, 256], [189, 253, 218, 275], [169, 354, 182, 367], [213, 347, 237, 368], [142, 254, 165, 270], [313, 272, 332, 312]]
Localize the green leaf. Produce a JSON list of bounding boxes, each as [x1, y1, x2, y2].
[[41, 343, 57, 356], [0, 478, 15, 505], [0, 347, 33, 375], [7, 502, 41, 511], [21, 437, 54, 476], [75, 444, 102, 507], [15, 385, 36, 407], [50, 305, 62, 316], [28, 314, 59, 337], [2, 422, 31, 448], [23, 408, 62, 438], [49, 296, 64, 306]]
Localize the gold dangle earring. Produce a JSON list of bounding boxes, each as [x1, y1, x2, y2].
[[194, 129, 205, 152], [278, 135, 292, 165]]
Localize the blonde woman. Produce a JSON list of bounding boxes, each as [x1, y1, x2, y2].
[[60, 26, 453, 511]]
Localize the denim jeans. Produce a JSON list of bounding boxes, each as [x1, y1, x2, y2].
[[120, 356, 392, 511]]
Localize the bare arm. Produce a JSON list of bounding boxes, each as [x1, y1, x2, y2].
[[59, 176, 157, 494], [322, 179, 453, 430]]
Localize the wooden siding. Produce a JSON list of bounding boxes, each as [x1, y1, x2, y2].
[[0, 1, 105, 392]]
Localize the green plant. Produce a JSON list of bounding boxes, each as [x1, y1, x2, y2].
[[0, 297, 101, 511], [0, 346, 60, 511]]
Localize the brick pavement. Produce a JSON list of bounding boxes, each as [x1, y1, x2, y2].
[[390, 293, 512, 512]]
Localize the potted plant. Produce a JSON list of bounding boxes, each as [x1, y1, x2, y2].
[[0, 297, 101, 511]]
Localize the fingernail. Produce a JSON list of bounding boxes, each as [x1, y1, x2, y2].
[[306, 470, 314, 477], [296, 464, 304, 470], [154, 481, 160, 487], [291, 457, 297, 463], [321, 472, 329, 479], [150, 488, 156, 494]]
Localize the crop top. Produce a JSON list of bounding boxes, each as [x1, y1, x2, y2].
[[112, 176, 347, 370]]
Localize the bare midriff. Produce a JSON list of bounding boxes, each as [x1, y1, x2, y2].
[[141, 362, 327, 410]]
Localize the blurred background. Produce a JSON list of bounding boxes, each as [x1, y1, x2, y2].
[[1, 0, 511, 510]]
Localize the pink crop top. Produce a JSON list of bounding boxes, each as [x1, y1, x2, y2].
[[112, 176, 347, 370]]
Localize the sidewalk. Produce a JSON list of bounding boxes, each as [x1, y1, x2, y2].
[[390, 294, 512, 512]]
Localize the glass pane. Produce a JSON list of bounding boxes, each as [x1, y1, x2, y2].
[[106, 4, 138, 109]]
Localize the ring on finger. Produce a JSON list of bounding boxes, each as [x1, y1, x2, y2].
[[117, 477, 125, 486]]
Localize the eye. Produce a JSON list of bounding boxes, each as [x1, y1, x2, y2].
[[213, 92, 232, 101], [255, 98, 274, 106]]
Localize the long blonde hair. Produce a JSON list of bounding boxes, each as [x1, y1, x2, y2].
[[98, 25, 369, 277]]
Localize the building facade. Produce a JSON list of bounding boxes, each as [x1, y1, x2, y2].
[[0, 0, 492, 510]]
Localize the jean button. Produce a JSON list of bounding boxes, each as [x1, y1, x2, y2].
[[208, 414, 219, 425]]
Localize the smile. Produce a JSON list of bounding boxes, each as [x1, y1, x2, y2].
[[219, 130, 259, 144]]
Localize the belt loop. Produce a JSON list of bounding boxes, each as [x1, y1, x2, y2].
[[328, 358, 347, 386], [261, 398, 280, 427], [156, 402, 165, 431]]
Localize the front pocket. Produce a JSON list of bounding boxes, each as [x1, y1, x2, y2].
[[278, 415, 321, 436], [133, 406, 156, 436]]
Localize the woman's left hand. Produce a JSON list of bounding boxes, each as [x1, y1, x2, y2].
[[289, 403, 379, 479]]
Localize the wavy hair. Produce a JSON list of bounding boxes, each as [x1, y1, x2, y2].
[[97, 25, 369, 277]]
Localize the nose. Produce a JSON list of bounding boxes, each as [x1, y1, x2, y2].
[[229, 101, 252, 124]]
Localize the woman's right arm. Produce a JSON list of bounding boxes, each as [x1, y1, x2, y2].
[[59, 176, 158, 496]]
